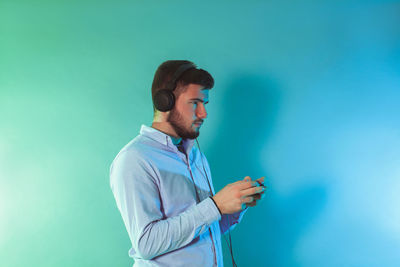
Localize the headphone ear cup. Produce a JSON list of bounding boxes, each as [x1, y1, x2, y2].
[[153, 89, 175, 112]]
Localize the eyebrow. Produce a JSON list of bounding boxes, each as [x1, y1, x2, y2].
[[189, 98, 209, 104]]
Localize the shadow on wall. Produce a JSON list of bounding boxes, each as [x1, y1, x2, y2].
[[207, 73, 328, 266], [208, 73, 279, 182]]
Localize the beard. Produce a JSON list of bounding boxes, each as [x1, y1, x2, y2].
[[168, 108, 200, 139]]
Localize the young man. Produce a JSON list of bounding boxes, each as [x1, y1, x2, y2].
[[110, 60, 265, 266]]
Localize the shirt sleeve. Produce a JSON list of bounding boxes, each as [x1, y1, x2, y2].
[[110, 149, 221, 260], [219, 208, 248, 235]]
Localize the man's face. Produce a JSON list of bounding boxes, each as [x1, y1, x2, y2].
[[168, 84, 209, 139]]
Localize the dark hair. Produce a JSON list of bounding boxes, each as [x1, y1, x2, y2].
[[151, 60, 214, 108]]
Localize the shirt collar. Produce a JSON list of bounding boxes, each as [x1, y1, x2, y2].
[[139, 124, 195, 154]]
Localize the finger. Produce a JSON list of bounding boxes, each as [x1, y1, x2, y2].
[[255, 177, 265, 186], [246, 198, 259, 207], [254, 191, 267, 200], [245, 192, 266, 208], [232, 179, 249, 185], [252, 193, 262, 200], [243, 176, 252, 182], [257, 188, 267, 196], [240, 185, 264, 197], [238, 181, 258, 190], [245, 187, 267, 198], [243, 194, 262, 203], [246, 201, 257, 207], [256, 190, 267, 199], [241, 196, 254, 204], [256, 176, 265, 182], [246, 194, 261, 202]]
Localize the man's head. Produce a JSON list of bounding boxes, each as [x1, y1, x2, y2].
[[151, 60, 214, 139]]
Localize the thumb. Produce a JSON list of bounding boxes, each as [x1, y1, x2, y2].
[[243, 176, 252, 182]]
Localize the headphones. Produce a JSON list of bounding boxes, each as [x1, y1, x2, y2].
[[153, 63, 196, 112]]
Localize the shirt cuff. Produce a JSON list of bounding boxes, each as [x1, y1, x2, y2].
[[197, 197, 222, 224], [209, 196, 222, 216]]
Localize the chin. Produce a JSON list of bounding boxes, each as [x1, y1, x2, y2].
[[187, 131, 200, 139]]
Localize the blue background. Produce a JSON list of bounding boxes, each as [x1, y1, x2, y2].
[[1, 1, 399, 266]]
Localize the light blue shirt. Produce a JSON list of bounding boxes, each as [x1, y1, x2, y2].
[[110, 125, 247, 267]]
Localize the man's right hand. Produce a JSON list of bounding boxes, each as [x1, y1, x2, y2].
[[211, 176, 265, 214]]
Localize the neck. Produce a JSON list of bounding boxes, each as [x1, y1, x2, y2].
[[151, 121, 182, 145]]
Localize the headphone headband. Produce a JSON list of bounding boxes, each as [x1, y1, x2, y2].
[[165, 63, 196, 91]]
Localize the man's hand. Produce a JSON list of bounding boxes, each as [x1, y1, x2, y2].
[[211, 176, 266, 214], [243, 176, 266, 208]]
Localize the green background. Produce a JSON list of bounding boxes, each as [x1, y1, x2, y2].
[[1, 1, 399, 266]]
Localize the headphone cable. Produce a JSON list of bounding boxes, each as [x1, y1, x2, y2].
[[196, 138, 238, 267]]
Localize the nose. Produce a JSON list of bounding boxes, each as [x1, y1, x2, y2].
[[196, 103, 207, 119]]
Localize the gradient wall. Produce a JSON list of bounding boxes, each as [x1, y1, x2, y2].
[[1, 1, 399, 266]]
